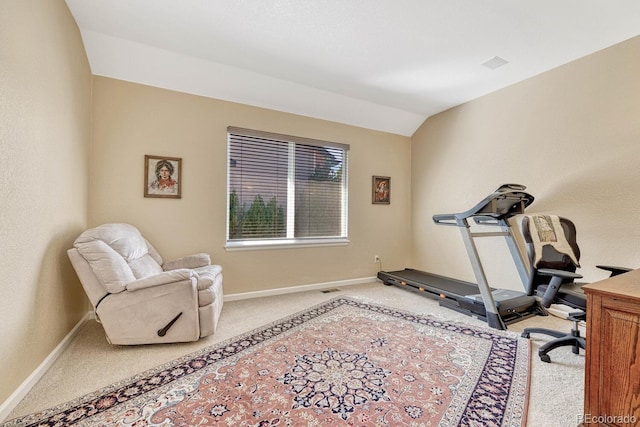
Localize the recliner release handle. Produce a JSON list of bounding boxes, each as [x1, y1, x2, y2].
[[157, 312, 183, 337]]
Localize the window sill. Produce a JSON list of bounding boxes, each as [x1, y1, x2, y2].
[[225, 238, 350, 251]]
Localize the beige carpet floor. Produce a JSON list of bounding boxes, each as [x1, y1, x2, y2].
[[7, 282, 585, 426]]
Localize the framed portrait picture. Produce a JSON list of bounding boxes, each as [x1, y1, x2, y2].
[[144, 155, 182, 199], [372, 176, 390, 204]]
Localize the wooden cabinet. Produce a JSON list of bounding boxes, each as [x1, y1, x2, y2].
[[582, 270, 640, 426]]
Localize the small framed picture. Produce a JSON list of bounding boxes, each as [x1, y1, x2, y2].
[[144, 155, 182, 199], [372, 176, 390, 204]]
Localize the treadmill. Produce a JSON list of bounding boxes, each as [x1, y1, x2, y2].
[[377, 184, 541, 330]]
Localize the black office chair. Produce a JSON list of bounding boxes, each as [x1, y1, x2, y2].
[[520, 215, 630, 363]]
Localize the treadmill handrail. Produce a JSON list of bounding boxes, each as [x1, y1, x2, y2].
[[432, 213, 464, 227], [473, 216, 503, 226]]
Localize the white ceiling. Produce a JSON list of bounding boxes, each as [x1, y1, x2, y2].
[[65, 0, 640, 136]]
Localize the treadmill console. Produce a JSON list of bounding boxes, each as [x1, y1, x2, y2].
[[433, 183, 534, 226]]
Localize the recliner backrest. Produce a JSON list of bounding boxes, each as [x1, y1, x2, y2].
[[73, 223, 165, 293]]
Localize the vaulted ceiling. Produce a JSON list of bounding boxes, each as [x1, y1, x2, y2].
[[66, 0, 640, 136]]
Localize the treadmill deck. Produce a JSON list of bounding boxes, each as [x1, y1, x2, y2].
[[377, 268, 540, 322]]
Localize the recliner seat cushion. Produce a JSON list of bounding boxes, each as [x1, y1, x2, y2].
[[192, 265, 222, 290], [197, 273, 223, 306]]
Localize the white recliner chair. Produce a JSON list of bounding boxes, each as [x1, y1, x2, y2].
[[67, 223, 224, 345]]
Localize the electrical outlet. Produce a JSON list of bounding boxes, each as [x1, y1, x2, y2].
[[374, 255, 381, 263]]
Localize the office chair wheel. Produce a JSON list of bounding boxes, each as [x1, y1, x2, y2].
[[540, 353, 551, 363]]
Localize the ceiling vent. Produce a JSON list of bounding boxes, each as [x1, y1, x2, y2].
[[481, 56, 509, 70]]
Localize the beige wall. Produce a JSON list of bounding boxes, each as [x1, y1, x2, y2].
[[0, 1, 91, 404], [90, 77, 412, 294], [411, 36, 640, 291]]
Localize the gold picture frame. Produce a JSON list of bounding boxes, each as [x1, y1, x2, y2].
[[372, 176, 390, 204], [144, 155, 182, 199]]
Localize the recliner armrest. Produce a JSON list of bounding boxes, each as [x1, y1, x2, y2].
[[126, 269, 193, 291], [97, 279, 200, 344], [596, 265, 633, 277], [163, 253, 211, 271], [536, 268, 583, 308]]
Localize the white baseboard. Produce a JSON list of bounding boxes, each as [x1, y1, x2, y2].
[[0, 312, 91, 423], [224, 276, 377, 301]]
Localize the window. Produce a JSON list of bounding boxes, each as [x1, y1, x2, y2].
[[226, 127, 349, 249]]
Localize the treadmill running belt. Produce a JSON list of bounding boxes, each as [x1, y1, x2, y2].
[[380, 269, 478, 297]]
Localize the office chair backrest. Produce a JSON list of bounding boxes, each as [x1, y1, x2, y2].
[[522, 216, 581, 292]]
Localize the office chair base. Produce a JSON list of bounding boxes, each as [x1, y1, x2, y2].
[[522, 320, 585, 363], [537, 335, 586, 363], [521, 327, 567, 339]]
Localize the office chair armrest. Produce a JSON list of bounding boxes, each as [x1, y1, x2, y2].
[[537, 268, 582, 280], [596, 265, 633, 277], [536, 268, 583, 308], [568, 311, 586, 321]]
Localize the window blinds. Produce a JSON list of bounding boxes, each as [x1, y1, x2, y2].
[[227, 127, 349, 246]]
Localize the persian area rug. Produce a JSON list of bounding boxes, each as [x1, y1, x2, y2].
[[4, 297, 530, 427]]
